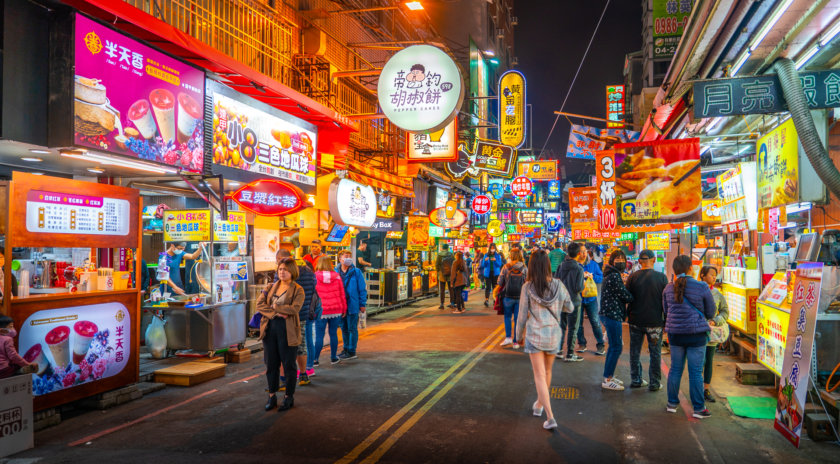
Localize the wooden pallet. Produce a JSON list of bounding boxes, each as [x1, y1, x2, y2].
[[226, 350, 252, 363], [735, 363, 775, 386], [154, 361, 226, 386], [194, 356, 226, 364]]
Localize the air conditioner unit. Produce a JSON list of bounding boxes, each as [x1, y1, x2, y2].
[[511, 16, 518, 26], [496, 29, 505, 39]]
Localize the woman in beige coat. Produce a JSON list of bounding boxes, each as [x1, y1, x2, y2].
[[257, 257, 305, 411]]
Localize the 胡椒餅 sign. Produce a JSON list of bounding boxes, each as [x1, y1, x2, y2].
[[406, 120, 458, 162], [445, 140, 517, 180], [566, 124, 640, 160], [499, 70, 526, 148], [329, 179, 377, 229], [229, 179, 306, 216], [208, 80, 318, 193], [377, 45, 464, 132], [73, 14, 205, 172]]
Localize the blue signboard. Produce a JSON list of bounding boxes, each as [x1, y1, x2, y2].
[[694, 70, 840, 118], [488, 183, 504, 199], [546, 214, 561, 232], [547, 180, 561, 199]]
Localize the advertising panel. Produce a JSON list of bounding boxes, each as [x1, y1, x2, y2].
[[229, 179, 306, 217], [163, 209, 211, 242], [406, 120, 458, 162], [645, 232, 670, 251], [701, 199, 721, 222], [516, 160, 557, 181], [406, 216, 431, 250], [377, 45, 464, 132], [253, 215, 280, 272], [547, 180, 561, 199], [595, 151, 617, 230], [652, 0, 693, 59], [73, 14, 205, 173], [566, 124, 640, 160], [25, 190, 130, 236], [20, 303, 131, 396], [757, 303, 790, 377], [444, 140, 517, 180], [329, 179, 377, 228], [515, 208, 544, 226], [723, 285, 759, 334], [0, 376, 33, 457], [510, 176, 533, 198], [569, 187, 598, 229], [211, 87, 317, 192], [606, 84, 625, 128], [213, 211, 246, 242], [757, 119, 798, 209], [545, 214, 562, 232], [498, 70, 526, 148], [614, 139, 701, 223]]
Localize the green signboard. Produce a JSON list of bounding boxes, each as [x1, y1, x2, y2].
[[652, 0, 693, 59]]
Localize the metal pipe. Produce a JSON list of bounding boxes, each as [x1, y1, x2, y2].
[[552, 111, 642, 128]]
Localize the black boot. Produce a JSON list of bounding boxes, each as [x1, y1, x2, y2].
[[704, 389, 716, 403], [278, 395, 294, 411], [265, 394, 277, 411]]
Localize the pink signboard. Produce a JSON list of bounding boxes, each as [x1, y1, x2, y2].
[[73, 14, 205, 173]]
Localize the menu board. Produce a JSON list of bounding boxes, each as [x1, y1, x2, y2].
[[74, 14, 204, 173], [515, 208, 544, 225], [213, 211, 246, 242], [163, 210, 211, 242], [568, 187, 598, 229], [25, 190, 130, 236], [253, 216, 279, 272], [407, 216, 431, 251], [757, 303, 789, 377], [645, 232, 670, 251]]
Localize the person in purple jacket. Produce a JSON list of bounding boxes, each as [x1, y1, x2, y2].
[[662, 255, 716, 419]]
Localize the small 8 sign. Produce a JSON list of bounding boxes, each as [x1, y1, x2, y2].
[[471, 195, 492, 215], [510, 176, 533, 198]]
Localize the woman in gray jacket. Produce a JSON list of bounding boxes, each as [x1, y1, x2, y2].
[[516, 250, 573, 431]]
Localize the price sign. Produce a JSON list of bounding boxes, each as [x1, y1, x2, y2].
[[510, 176, 532, 198], [471, 195, 492, 215], [595, 150, 617, 230]]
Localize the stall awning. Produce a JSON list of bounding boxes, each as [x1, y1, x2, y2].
[[348, 172, 414, 196], [349, 161, 413, 190], [319, 153, 347, 170]]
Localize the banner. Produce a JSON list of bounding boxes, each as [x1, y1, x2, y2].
[[406, 216, 431, 250], [406, 119, 458, 163], [498, 70, 526, 148], [613, 139, 701, 224], [517, 160, 557, 181], [569, 187, 598, 229], [566, 124, 640, 159], [775, 262, 822, 448], [757, 119, 798, 209], [514, 208, 544, 225]]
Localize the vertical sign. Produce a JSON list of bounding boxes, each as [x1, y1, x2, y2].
[[606, 85, 625, 128], [595, 151, 617, 230], [498, 70, 526, 148], [775, 262, 822, 448], [652, 0, 693, 59], [757, 118, 799, 209]]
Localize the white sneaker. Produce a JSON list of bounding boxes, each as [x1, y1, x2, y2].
[[532, 400, 544, 417], [543, 418, 558, 430], [512, 343, 520, 349], [602, 378, 625, 391], [500, 338, 513, 347], [613, 377, 625, 386]]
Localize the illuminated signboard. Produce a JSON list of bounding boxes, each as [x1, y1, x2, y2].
[[377, 45, 464, 132], [406, 119, 458, 162], [566, 124, 640, 160], [515, 208, 544, 225], [444, 139, 517, 180], [606, 85, 625, 128], [510, 176, 532, 198], [646, 232, 670, 251], [516, 160, 557, 181], [652, 0, 692, 59], [498, 70, 526, 148], [328, 179, 377, 228], [229, 179, 306, 216]]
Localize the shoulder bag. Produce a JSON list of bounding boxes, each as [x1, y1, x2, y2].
[[685, 296, 729, 345]]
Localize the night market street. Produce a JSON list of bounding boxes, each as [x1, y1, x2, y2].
[[8, 292, 836, 464]]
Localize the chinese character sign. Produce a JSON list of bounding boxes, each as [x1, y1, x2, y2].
[[566, 124, 640, 159], [213, 211, 247, 242], [516, 160, 558, 181], [212, 89, 318, 192], [377, 45, 464, 132], [471, 195, 492, 215], [775, 262, 822, 448], [606, 85, 625, 128], [406, 216, 431, 250], [498, 70, 526, 148], [164, 210, 211, 242], [230, 179, 306, 216], [74, 14, 205, 172], [595, 151, 617, 230], [515, 208, 544, 225], [569, 187, 598, 228], [406, 119, 458, 162], [510, 176, 533, 198], [757, 119, 799, 209], [652, 0, 693, 59], [445, 140, 517, 180]]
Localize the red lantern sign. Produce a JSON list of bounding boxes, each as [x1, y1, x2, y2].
[[229, 179, 306, 216], [471, 195, 492, 215], [510, 176, 532, 198]]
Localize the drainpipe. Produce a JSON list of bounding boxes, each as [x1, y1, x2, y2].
[[773, 58, 840, 201]]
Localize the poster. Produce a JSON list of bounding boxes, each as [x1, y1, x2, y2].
[[569, 187, 598, 228], [0, 375, 33, 457], [757, 303, 790, 377], [757, 119, 798, 209], [613, 139, 701, 223], [213, 211, 246, 242], [406, 120, 458, 162], [498, 70, 526, 148], [652, 0, 693, 59], [74, 14, 204, 172], [163, 210, 211, 242], [25, 190, 130, 236], [566, 124, 640, 159], [645, 232, 670, 251], [407, 216, 431, 250], [19, 303, 131, 396], [516, 160, 557, 181], [775, 262, 822, 448]]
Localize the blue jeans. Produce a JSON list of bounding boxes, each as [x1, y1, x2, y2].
[[668, 344, 706, 412], [577, 299, 605, 349], [602, 317, 623, 379], [305, 319, 316, 368], [315, 317, 341, 361], [503, 297, 519, 338], [342, 313, 360, 353]]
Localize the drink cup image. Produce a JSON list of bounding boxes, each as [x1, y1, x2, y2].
[[177, 92, 202, 143], [150, 88, 176, 143], [73, 320, 98, 365], [128, 99, 157, 140], [24, 343, 49, 376], [46, 326, 71, 368]]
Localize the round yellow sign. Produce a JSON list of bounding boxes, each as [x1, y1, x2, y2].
[[488, 219, 504, 237]]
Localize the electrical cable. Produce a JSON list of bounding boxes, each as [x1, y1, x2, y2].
[[536, 0, 611, 159]]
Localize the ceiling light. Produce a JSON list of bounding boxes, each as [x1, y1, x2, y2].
[[229, 181, 240, 187], [820, 19, 840, 46], [749, 0, 794, 52], [31, 172, 44, 176], [404, 1, 424, 11], [730, 50, 750, 76], [61, 150, 177, 175], [795, 44, 820, 70], [21, 157, 42, 162], [29, 149, 50, 154], [87, 168, 105, 174]]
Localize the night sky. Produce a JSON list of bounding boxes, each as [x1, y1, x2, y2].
[[516, 1, 643, 177]]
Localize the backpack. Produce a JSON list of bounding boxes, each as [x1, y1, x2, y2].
[[505, 265, 525, 299], [441, 254, 454, 276]]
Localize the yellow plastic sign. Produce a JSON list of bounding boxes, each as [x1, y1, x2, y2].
[[757, 118, 798, 209], [499, 70, 526, 148], [164, 210, 211, 242]]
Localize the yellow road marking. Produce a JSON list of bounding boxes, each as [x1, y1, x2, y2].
[[335, 324, 505, 464], [359, 332, 508, 464]]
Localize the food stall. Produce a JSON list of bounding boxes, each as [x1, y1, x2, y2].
[[3, 173, 141, 410]]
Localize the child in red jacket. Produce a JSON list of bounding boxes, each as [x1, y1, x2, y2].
[[314, 256, 347, 365], [0, 316, 36, 379]]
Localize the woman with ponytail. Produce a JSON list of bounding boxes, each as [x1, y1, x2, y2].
[[662, 255, 716, 419]]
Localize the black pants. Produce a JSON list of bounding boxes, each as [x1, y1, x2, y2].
[[703, 345, 715, 385], [484, 276, 497, 300], [453, 285, 465, 310], [263, 317, 298, 396], [439, 279, 452, 306], [560, 303, 581, 355]]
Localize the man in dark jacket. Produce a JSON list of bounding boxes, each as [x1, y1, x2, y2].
[[435, 244, 455, 309], [276, 249, 316, 384], [625, 249, 669, 390], [555, 242, 585, 361]]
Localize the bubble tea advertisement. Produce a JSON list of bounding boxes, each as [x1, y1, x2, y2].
[[73, 14, 205, 172]]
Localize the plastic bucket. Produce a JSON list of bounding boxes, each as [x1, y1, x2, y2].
[[462, 289, 469, 302]]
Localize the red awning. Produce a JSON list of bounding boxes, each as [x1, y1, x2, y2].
[[64, 0, 358, 132], [348, 161, 413, 189], [347, 172, 413, 197], [639, 98, 687, 141]]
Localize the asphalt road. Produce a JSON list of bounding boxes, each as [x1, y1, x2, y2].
[[8, 290, 839, 464]]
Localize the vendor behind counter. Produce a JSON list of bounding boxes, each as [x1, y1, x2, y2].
[[160, 241, 205, 295]]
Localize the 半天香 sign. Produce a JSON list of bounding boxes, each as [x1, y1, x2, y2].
[[606, 85, 625, 128], [757, 119, 798, 209], [229, 179, 306, 217], [74, 14, 205, 173], [498, 70, 526, 148], [517, 160, 557, 181], [377, 45, 464, 132], [210, 81, 318, 192], [444, 139, 517, 180], [566, 124, 640, 160], [406, 119, 458, 163], [329, 178, 377, 229]]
